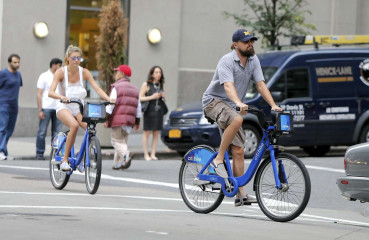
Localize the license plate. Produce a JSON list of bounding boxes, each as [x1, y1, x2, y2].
[[169, 129, 181, 138]]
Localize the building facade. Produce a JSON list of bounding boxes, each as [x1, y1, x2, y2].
[[0, 0, 368, 137]]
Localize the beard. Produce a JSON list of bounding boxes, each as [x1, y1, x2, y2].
[[239, 47, 255, 57], [10, 64, 19, 71]]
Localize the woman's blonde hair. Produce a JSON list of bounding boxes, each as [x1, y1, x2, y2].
[[64, 45, 82, 65]]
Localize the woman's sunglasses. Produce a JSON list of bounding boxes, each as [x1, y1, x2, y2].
[[71, 56, 82, 61]]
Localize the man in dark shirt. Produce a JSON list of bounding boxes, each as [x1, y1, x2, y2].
[[0, 54, 22, 160]]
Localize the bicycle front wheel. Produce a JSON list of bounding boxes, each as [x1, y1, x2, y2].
[[255, 153, 311, 222], [85, 136, 102, 194], [49, 133, 70, 190], [179, 146, 224, 214]]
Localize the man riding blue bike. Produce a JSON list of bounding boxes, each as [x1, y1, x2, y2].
[[202, 29, 282, 206]]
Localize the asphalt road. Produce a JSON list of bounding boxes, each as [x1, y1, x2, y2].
[[1, 152, 369, 240]]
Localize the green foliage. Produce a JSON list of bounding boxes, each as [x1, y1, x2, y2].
[[224, 0, 316, 48], [95, 0, 128, 93]]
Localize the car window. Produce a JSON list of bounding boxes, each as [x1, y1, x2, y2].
[[245, 66, 278, 99], [270, 68, 310, 100]]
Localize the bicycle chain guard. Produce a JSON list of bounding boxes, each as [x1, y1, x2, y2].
[[222, 177, 239, 197]]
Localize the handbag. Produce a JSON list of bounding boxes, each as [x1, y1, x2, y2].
[[141, 101, 149, 113], [160, 99, 168, 115]]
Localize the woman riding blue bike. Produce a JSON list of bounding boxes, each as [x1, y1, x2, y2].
[[202, 29, 282, 206], [48, 45, 111, 171]]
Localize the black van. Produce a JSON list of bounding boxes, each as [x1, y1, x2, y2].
[[161, 48, 369, 157]]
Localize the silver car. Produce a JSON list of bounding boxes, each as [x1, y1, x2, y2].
[[337, 142, 369, 203]]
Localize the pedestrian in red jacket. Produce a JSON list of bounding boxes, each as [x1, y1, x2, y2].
[[106, 65, 141, 170]]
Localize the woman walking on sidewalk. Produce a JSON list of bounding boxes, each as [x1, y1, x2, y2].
[[139, 66, 166, 161]]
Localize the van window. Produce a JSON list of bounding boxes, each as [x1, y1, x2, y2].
[[245, 66, 278, 99], [270, 68, 309, 99]]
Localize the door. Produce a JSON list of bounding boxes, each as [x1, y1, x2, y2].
[[312, 60, 359, 145], [270, 68, 317, 145]]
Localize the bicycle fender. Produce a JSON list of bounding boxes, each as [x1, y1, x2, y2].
[[182, 145, 216, 164]]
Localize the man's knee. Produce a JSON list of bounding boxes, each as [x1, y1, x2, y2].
[[231, 115, 243, 127], [232, 146, 244, 158]]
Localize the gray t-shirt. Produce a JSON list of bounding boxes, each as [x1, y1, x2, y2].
[[202, 50, 264, 108]]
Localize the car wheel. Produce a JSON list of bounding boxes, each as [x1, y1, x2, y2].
[[243, 125, 261, 159], [302, 145, 331, 157], [359, 124, 369, 143]]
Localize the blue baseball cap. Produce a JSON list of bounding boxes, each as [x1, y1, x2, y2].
[[232, 29, 258, 42]]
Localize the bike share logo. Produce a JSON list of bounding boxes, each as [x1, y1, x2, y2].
[[359, 59, 369, 86], [187, 155, 202, 163], [254, 142, 264, 159]]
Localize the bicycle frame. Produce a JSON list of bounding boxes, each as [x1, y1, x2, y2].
[[197, 125, 286, 198], [54, 126, 93, 176]]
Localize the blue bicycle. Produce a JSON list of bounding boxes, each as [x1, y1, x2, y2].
[[49, 98, 111, 194], [179, 107, 311, 222]]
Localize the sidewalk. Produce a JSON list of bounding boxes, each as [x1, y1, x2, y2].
[[7, 133, 179, 160]]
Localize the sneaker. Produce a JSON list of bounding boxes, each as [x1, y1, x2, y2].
[[210, 160, 228, 178], [0, 152, 6, 161], [112, 163, 123, 170], [77, 161, 85, 173], [123, 152, 134, 169], [60, 161, 71, 171], [235, 195, 258, 206], [36, 155, 46, 160]]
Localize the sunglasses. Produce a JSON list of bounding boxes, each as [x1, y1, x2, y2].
[[71, 56, 82, 61], [245, 39, 255, 44]]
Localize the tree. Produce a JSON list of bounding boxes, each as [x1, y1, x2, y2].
[[95, 0, 128, 93], [224, 0, 316, 48]]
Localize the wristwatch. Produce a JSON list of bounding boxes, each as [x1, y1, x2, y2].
[[39, 109, 43, 112]]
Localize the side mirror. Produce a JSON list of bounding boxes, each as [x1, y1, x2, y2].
[[271, 91, 284, 102]]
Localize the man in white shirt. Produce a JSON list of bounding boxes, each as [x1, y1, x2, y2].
[[36, 58, 63, 160]]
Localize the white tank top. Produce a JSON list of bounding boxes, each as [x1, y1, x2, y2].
[[57, 66, 87, 100]]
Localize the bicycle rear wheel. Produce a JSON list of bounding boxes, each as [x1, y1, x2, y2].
[[179, 145, 224, 214], [255, 153, 311, 222], [85, 136, 102, 194], [49, 132, 70, 190]]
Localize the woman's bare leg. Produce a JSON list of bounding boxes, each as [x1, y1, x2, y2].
[[57, 109, 79, 163], [150, 130, 160, 160], [143, 130, 151, 160]]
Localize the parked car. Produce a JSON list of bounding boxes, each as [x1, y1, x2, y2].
[[336, 142, 369, 203], [162, 48, 369, 157], [161, 101, 221, 156]]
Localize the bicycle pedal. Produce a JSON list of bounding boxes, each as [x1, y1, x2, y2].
[[193, 178, 210, 185]]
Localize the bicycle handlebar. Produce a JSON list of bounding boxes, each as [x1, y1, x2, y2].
[[235, 106, 263, 114], [60, 98, 115, 114]]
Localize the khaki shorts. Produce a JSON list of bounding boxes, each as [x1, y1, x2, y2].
[[203, 98, 245, 148]]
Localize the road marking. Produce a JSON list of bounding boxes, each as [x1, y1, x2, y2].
[[300, 213, 369, 227], [305, 165, 345, 173], [0, 165, 47, 171], [146, 230, 169, 235], [0, 205, 192, 213], [0, 190, 243, 207]]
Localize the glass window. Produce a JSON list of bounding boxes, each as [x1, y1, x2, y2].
[[245, 66, 278, 99], [71, 0, 109, 8], [68, 0, 128, 98], [270, 68, 310, 100]]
